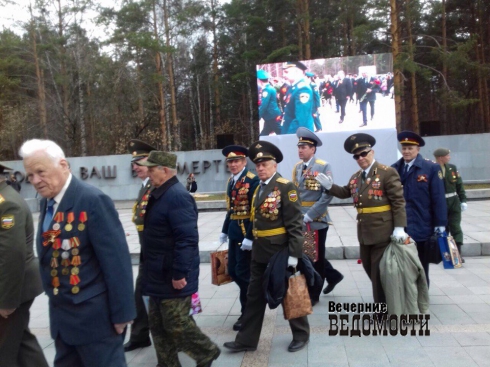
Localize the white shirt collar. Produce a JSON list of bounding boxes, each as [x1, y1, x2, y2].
[[232, 167, 246, 183], [303, 157, 313, 167], [364, 159, 376, 176], [142, 177, 150, 186], [405, 159, 415, 169], [53, 173, 72, 214], [261, 172, 277, 186]]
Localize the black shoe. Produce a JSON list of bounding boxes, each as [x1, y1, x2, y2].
[[124, 339, 152, 352], [197, 348, 221, 367], [233, 318, 242, 331], [323, 274, 344, 295], [223, 341, 256, 352], [287, 339, 308, 352]]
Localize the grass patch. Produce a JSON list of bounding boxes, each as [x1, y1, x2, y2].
[[193, 193, 226, 201]]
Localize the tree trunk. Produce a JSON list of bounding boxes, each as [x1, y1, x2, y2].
[[441, 0, 448, 134], [210, 0, 221, 127], [406, 0, 419, 133], [390, 0, 403, 131], [152, 0, 168, 150], [163, 0, 180, 150], [29, 17, 47, 138]]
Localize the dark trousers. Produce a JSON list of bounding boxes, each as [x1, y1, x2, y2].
[[310, 227, 343, 301], [260, 118, 281, 135], [339, 99, 348, 121], [228, 238, 252, 314], [53, 332, 126, 367], [360, 100, 375, 124], [0, 299, 48, 367], [416, 240, 430, 287], [149, 296, 218, 367], [128, 261, 150, 343], [236, 260, 310, 348], [359, 242, 389, 304]]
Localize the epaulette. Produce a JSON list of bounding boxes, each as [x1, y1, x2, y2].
[[377, 164, 388, 170], [246, 171, 256, 179], [297, 81, 307, 89], [315, 159, 326, 165], [276, 177, 290, 184]]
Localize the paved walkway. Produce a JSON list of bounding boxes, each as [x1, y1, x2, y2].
[[30, 200, 490, 366]]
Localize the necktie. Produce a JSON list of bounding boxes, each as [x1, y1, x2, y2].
[[405, 164, 410, 173], [43, 198, 56, 232], [361, 171, 367, 184], [303, 164, 307, 171], [259, 182, 266, 197]]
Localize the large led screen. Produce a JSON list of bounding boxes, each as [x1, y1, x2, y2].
[[256, 53, 395, 136]]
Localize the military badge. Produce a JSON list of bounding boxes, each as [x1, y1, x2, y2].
[[299, 93, 310, 103], [288, 190, 298, 202], [438, 171, 443, 179], [0, 194, 5, 204], [262, 91, 268, 98], [1, 215, 14, 229], [417, 174, 428, 182]]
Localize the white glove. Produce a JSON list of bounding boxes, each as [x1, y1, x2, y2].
[[288, 256, 298, 268], [434, 227, 446, 234], [316, 173, 333, 190], [392, 227, 408, 241], [461, 202, 468, 212], [303, 213, 313, 223], [219, 233, 228, 244], [241, 238, 253, 251]]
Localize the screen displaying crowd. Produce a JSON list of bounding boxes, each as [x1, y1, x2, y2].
[[256, 53, 395, 136]]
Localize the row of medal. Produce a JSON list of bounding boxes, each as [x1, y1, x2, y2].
[[137, 190, 151, 218], [42, 232, 82, 295], [368, 189, 384, 200], [259, 188, 281, 220], [231, 182, 251, 216], [303, 170, 322, 191], [51, 211, 88, 232]]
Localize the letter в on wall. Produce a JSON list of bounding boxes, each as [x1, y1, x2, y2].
[[80, 167, 89, 180]]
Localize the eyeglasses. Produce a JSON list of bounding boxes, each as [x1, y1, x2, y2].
[[353, 150, 371, 160]]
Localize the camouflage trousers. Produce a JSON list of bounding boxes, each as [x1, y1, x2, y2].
[[149, 296, 219, 367]]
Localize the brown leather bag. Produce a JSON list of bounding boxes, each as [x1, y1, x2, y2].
[[303, 223, 319, 262], [283, 273, 313, 320], [210, 249, 233, 285]]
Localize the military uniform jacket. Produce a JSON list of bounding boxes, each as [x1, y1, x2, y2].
[[222, 169, 260, 241], [328, 161, 407, 245], [442, 163, 467, 203], [392, 154, 447, 242], [0, 181, 43, 309], [133, 179, 153, 239], [37, 177, 136, 345], [282, 78, 314, 134], [292, 157, 333, 230], [251, 173, 304, 263], [259, 83, 282, 121]]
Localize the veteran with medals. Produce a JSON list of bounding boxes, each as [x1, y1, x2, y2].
[[20, 139, 135, 367], [293, 128, 343, 303], [219, 145, 259, 331], [224, 141, 310, 353], [316, 133, 407, 305], [123, 139, 156, 352], [392, 131, 447, 285]]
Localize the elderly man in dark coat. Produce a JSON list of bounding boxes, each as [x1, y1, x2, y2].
[[136, 151, 220, 367]]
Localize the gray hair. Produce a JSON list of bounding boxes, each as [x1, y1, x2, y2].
[[19, 139, 66, 166]]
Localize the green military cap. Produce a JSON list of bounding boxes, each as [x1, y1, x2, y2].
[[0, 163, 13, 173], [127, 139, 157, 162], [136, 151, 177, 169], [257, 69, 270, 80], [344, 133, 376, 154], [434, 148, 450, 157], [248, 141, 283, 163]]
